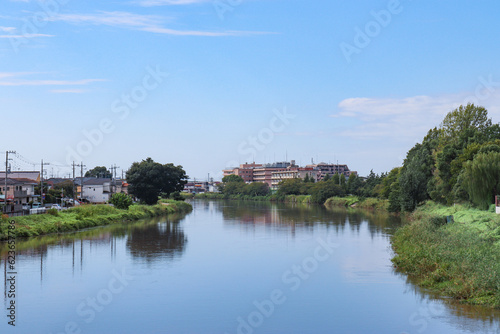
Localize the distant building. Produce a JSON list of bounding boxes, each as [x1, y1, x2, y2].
[[222, 160, 357, 190], [305, 163, 356, 181], [183, 181, 221, 194]]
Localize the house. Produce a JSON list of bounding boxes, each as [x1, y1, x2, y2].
[[0, 171, 40, 183], [0, 177, 39, 216], [81, 178, 125, 203]]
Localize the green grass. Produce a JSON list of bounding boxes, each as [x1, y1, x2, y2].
[[324, 196, 389, 211], [391, 201, 500, 308], [0, 200, 192, 240]]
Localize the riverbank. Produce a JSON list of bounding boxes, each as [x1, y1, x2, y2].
[[391, 201, 500, 309], [0, 200, 192, 240], [324, 196, 389, 211]]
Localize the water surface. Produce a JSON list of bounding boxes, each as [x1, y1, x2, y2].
[[1, 200, 499, 333]]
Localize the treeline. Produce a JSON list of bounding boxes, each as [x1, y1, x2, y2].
[[382, 103, 500, 211], [218, 170, 385, 204], [218, 104, 500, 212]]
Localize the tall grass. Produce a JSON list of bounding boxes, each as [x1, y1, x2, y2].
[[0, 200, 192, 240], [392, 202, 500, 308]]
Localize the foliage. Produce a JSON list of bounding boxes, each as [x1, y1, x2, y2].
[[382, 103, 500, 211], [85, 166, 112, 178], [462, 152, 500, 210], [391, 201, 500, 308], [110, 193, 133, 210], [222, 174, 244, 183], [126, 158, 188, 205], [0, 201, 192, 241]]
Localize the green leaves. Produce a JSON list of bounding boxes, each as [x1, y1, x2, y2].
[[126, 158, 187, 205]]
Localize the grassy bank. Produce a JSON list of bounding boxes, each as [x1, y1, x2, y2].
[[0, 200, 192, 240], [324, 196, 389, 211], [391, 201, 500, 308]]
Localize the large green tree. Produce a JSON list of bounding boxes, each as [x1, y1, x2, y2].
[[126, 158, 188, 205], [462, 152, 500, 210], [85, 166, 112, 178]]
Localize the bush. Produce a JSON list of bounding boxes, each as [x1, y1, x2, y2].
[[109, 193, 133, 210], [47, 208, 59, 216]]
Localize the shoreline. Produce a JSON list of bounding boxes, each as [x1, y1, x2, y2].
[[0, 200, 192, 241], [193, 193, 500, 309]]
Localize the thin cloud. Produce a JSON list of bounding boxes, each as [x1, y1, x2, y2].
[[135, 0, 210, 6], [0, 26, 16, 32], [50, 89, 88, 93], [47, 11, 270, 36], [0, 75, 106, 86], [0, 33, 53, 38]]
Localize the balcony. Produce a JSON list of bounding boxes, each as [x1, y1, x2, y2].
[[14, 190, 28, 198]]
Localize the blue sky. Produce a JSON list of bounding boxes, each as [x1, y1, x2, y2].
[[2, 0, 500, 180]]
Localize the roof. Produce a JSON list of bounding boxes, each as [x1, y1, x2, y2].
[[0, 171, 40, 182], [83, 178, 112, 186], [0, 178, 38, 185]]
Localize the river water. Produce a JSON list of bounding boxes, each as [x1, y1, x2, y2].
[[1, 200, 499, 334]]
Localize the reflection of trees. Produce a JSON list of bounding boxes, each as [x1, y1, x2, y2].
[[126, 220, 187, 261], [218, 200, 402, 237], [397, 273, 500, 330]]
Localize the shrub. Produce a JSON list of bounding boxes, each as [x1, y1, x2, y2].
[[109, 193, 133, 210], [47, 208, 59, 216]]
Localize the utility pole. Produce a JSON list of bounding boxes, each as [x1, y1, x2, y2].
[[4, 151, 16, 213], [72, 162, 76, 204], [79, 162, 86, 202], [40, 159, 50, 206], [110, 164, 119, 196]]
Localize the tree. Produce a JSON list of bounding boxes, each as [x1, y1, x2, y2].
[[277, 178, 304, 195], [110, 193, 133, 210], [310, 180, 344, 204], [462, 152, 500, 210], [243, 182, 270, 196], [126, 158, 188, 205], [322, 174, 330, 182], [399, 144, 433, 211], [440, 103, 492, 145], [85, 166, 112, 178], [222, 175, 244, 183]]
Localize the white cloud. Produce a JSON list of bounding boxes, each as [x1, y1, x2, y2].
[[47, 11, 268, 36], [332, 95, 463, 140], [0, 33, 53, 38], [135, 0, 210, 6], [0, 73, 106, 86], [50, 89, 88, 93], [0, 26, 16, 32]]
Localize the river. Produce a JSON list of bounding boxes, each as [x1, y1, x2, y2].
[[1, 200, 499, 333]]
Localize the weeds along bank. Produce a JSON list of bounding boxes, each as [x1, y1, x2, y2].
[[391, 201, 500, 308], [0, 200, 192, 240], [324, 196, 389, 211]]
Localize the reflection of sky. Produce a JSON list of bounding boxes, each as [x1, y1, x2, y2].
[[0, 200, 499, 334]]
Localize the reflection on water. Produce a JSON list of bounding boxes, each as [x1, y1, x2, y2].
[[218, 199, 401, 237], [0, 200, 499, 334], [127, 221, 186, 262], [1, 213, 188, 300]]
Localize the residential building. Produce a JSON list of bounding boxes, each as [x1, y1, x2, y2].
[[81, 178, 112, 203], [270, 167, 320, 190], [306, 163, 357, 180], [0, 177, 39, 216], [223, 162, 262, 183], [0, 171, 40, 183], [222, 160, 357, 189]]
